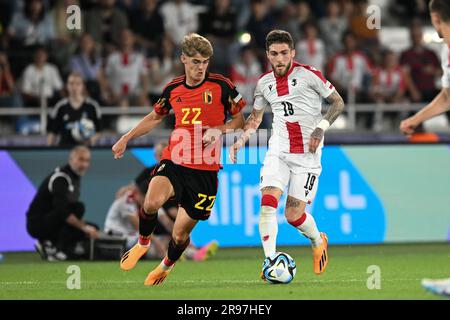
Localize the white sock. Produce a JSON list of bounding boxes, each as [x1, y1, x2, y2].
[[259, 205, 278, 257], [291, 212, 322, 247]]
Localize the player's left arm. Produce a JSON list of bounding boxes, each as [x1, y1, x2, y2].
[[309, 89, 345, 153]]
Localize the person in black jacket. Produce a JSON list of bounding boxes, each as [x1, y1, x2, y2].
[[26, 146, 99, 261], [47, 72, 102, 147]]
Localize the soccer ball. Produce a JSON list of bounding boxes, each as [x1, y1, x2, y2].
[[262, 252, 297, 284], [71, 118, 96, 142]]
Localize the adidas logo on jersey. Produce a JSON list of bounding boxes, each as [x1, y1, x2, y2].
[[292, 79, 297, 86], [268, 85, 273, 91], [305, 190, 310, 196], [176, 97, 182, 103]]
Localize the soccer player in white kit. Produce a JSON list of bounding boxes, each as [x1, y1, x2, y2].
[[230, 30, 345, 276], [400, 0, 450, 297]]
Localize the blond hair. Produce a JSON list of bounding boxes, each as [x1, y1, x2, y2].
[[181, 33, 213, 58]]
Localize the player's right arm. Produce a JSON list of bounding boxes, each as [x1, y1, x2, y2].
[[229, 78, 268, 163], [229, 106, 266, 163], [401, 46, 450, 136], [400, 88, 450, 135], [112, 110, 167, 159]]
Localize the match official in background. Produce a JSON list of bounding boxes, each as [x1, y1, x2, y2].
[[26, 146, 99, 261], [47, 72, 102, 147]]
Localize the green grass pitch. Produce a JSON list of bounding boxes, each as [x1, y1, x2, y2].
[[0, 243, 448, 300]]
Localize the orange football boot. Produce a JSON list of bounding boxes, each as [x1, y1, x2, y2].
[[120, 243, 149, 271], [312, 232, 328, 275], [144, 264, 173, 286]]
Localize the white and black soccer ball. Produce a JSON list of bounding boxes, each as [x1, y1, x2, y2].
[[261, 252, 297, 284], [71, 118, 96, 142]]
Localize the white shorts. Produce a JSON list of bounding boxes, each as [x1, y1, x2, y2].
[[260, 149, 322, 203]]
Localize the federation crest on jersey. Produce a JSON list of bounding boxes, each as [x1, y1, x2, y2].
[[203, 90, 213, 104]]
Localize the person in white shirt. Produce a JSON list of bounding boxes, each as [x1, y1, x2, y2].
[[295, 22, 326, 73], [327, 31, 372, 103], [230, 30, 345, 278], [100, 29, 149, 107], [21, 47, 63, 107], [104, 180, 168, 260], [160, 0, 199, 44], [318, 0, 347, 58], [400, 0, 450, 298]]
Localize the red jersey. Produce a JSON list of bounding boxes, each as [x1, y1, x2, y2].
[[153, 73, 246, 171]]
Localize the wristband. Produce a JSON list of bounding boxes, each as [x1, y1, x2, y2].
[[317, 119, 330, 131]]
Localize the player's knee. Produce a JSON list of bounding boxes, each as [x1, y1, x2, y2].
[[172, 232, 189, 246], [284, 208, 298, 222], [143, 198, 164, 214]]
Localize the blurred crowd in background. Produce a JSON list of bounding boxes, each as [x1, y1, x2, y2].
[[0, 0, 446, 138]]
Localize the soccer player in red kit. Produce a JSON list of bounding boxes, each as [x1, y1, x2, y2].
[[112, 33, 246, 285]]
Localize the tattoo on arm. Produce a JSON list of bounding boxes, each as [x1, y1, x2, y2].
[[239, 108, 265, 143], [244, 108, 264, 131], [310, 127, 324, 141], [324, 90, 345, 125]]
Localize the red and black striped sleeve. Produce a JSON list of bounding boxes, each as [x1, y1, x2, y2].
[[208, 73, 246, 116], [153, 76, 184, 115]]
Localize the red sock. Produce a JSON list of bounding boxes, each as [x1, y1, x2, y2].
[[163, 256, 175, 267], [138, 235, 151, 246]]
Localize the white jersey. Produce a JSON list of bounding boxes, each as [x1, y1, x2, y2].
[[254, 61, 335, 155], [295, 39, 327, 73], [441, 44, 450, 89], [104, 193, 138, 237], [105, 52, 148, 96]]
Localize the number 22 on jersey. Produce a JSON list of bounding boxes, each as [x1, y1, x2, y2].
[[181, 107, 202, 124]]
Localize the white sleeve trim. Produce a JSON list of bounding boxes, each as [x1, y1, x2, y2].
[[48, 168, 74, 193]]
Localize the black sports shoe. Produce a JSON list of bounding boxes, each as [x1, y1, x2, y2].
[[34, 240, 48, 260], [35, 240, 67, 261]]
